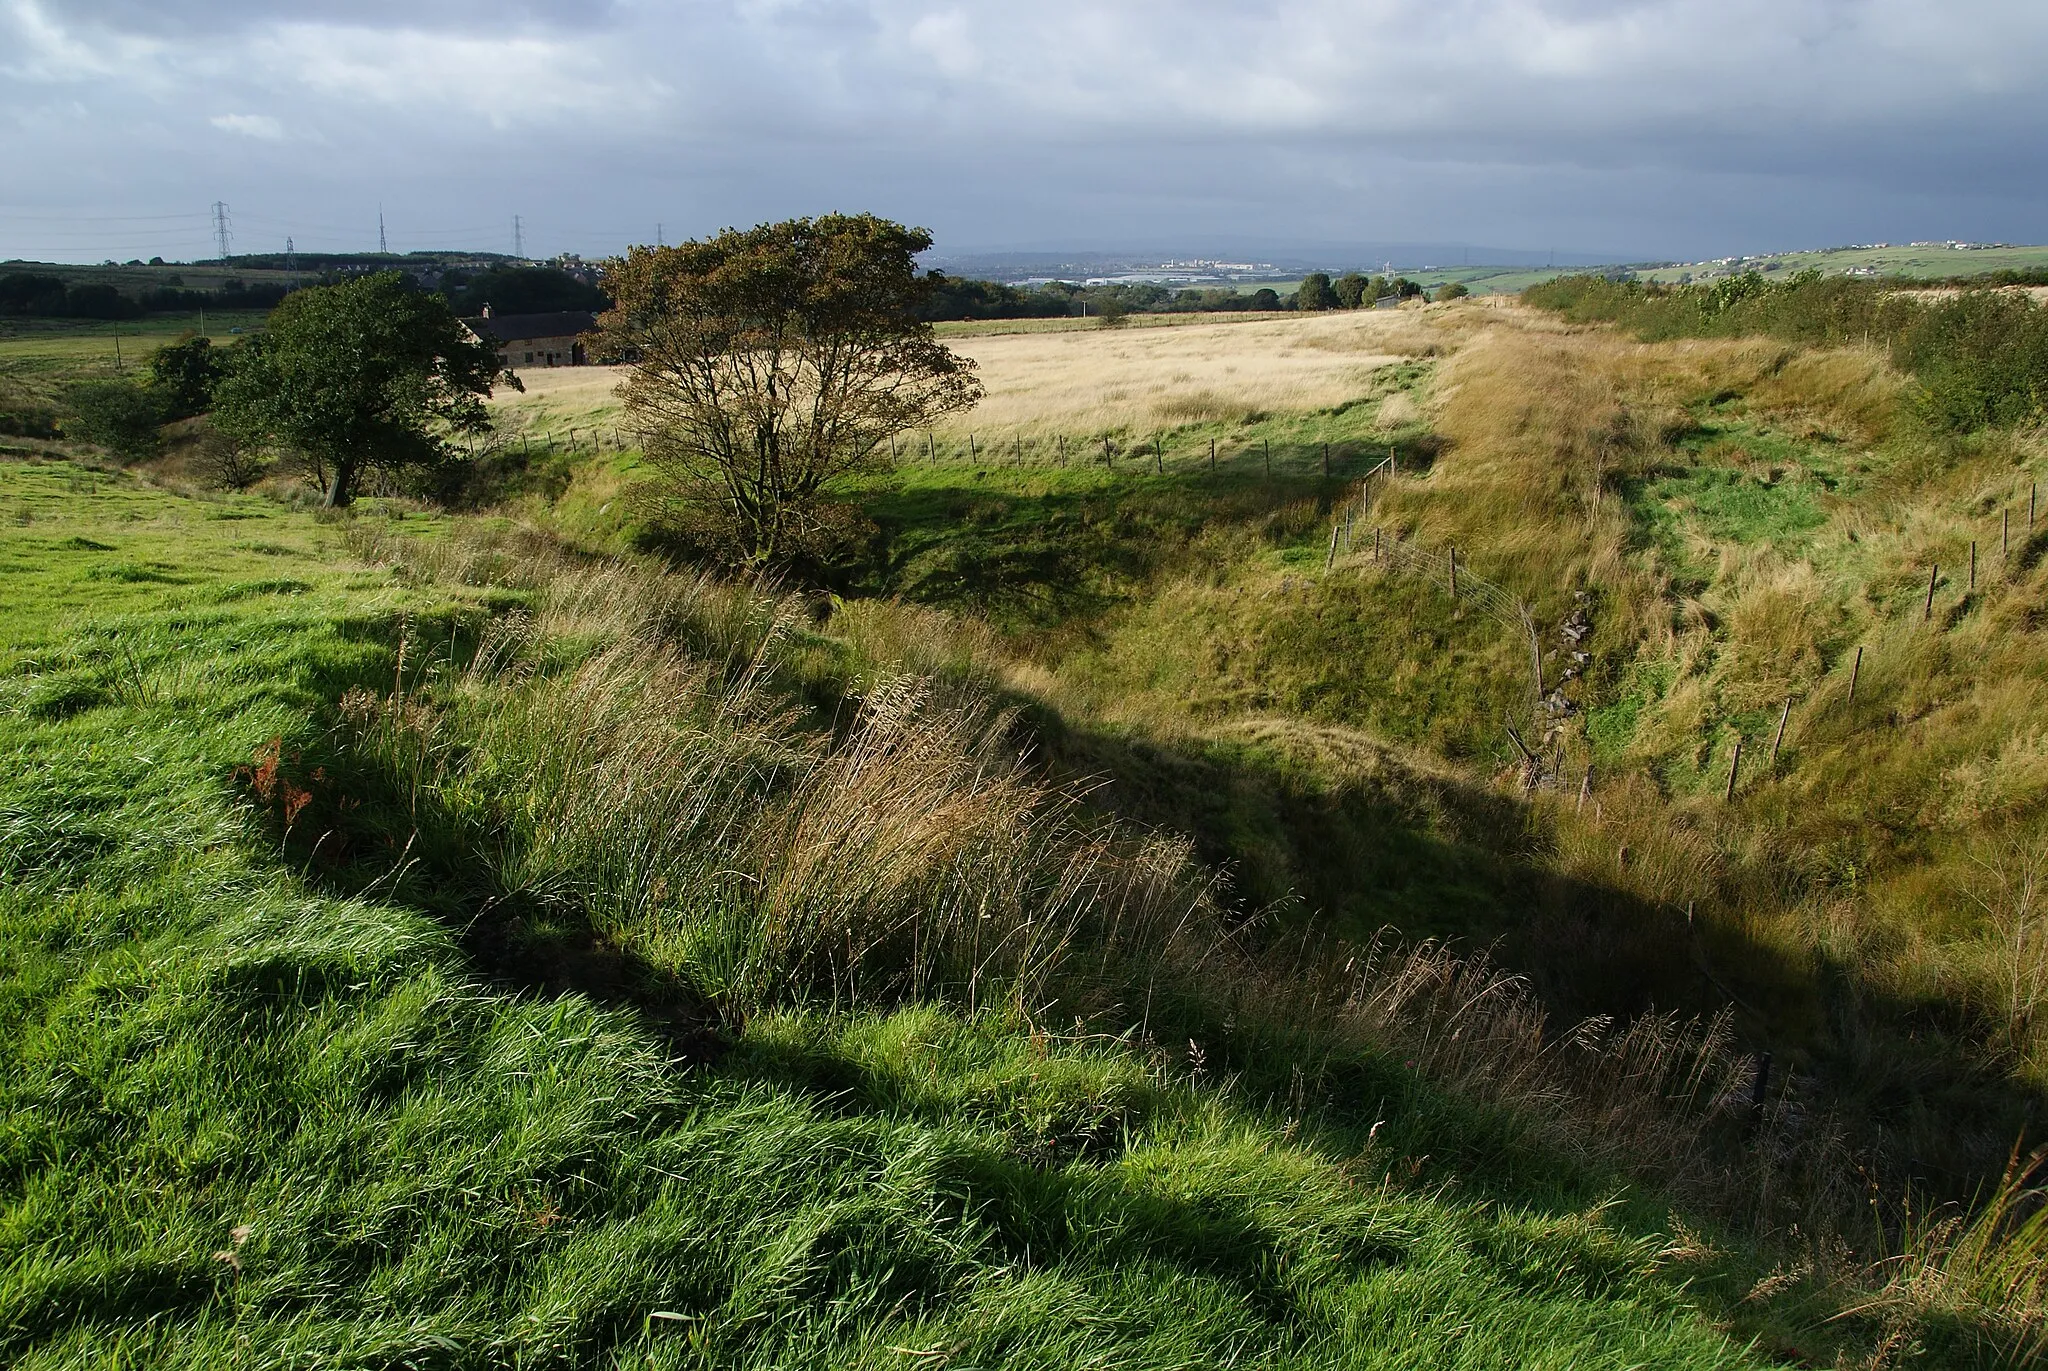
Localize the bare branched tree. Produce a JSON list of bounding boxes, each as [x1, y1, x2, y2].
[[596, 215, 981, 566]]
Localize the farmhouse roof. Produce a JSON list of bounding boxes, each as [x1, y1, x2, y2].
[[463, 310, 598, 344]]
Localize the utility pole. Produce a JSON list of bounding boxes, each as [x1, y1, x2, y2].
[[513, 215, 524, 258], [211, 201, 232, 263], [378, 206, 389, 255]]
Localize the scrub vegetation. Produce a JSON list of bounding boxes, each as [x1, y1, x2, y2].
[[6, 272, 2048, 1367]]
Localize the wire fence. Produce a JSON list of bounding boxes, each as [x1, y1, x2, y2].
[[1325, 470, 1551, 749]]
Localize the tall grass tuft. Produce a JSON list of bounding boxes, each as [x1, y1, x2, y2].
[[1843, 1146, 2048, 1365], [342, 538, 1216, 1015]]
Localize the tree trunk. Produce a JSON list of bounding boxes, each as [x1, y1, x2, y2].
[[325, 457, 357, 508]]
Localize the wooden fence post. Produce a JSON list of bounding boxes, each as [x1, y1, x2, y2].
[[1154, 436, 1163, 474], [1103, 435, 1112, 467], [1970, 541, 1977, 593], [1770, 697, 1792, 765], [1577, 768, 1591, 813], [1209, 437, 1216, 471], [1725, 736, 1743, 802], [1924, 563, 1938, 620], [889, 434, 898, 462], [1322, 442, 1330, 477], [927, 432, 935, 464], [1264, 438, 1271, 477], [1373, 526, 1381, 563], [969, 434, 978, 464], [1448, 545, 1458, 600], [1847, 644, 1863, 706]]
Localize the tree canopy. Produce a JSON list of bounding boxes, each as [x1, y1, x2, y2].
[[596, 214, 981, 566], [441, 265, 608, 316], [212, 272, 509, 507], [148, 333, 226, 421], [1295, 272, 1340, 311]]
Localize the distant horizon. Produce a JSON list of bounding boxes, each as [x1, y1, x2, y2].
[[11, 234, 2042, 279]]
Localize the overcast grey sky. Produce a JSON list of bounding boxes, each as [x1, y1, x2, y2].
[[3, 0, 2042, 265]]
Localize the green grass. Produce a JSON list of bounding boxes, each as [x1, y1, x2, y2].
[[1633, 243, 2048, 284], [1620, 409, 1873, 584], [0, 458, 1822, 1367], [0, 312, 269, 378]]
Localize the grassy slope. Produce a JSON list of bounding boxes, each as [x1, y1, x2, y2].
[[787, 308, 2048, 1219], [0, 459, 1807, 1368]]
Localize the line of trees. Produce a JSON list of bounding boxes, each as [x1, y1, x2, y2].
[[1523, 270, 2048, 433], [0, 262, 608, 322], [915, 270, 1429, 322], [0, 272, 293, 320]]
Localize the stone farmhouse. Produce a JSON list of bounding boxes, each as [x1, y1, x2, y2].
[[460, 305, 599, 368]]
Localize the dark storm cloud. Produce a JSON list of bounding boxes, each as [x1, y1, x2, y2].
[[3, 0, 2043, 263]]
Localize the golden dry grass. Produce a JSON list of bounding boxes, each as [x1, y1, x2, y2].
[[483, 310, 1462, 444], [487, 363, 631, 434], [931, 307, 1463, 439]]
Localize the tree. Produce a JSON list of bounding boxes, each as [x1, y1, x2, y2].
[[1333, 272, 1371, 309], [65, 380, 163, 459], [595, 214, 982, 566], [212, 272, 509, 507], [1435, 281, 1470, 301], [443, 265, 608, 316], [1295, 273, 1340, 312], [1250, 288, 1282, 311], [148, 333, 226, 421]]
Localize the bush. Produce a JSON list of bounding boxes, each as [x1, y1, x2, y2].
[[1523, 272, 2048, 434], [64, 380, 164, 459], [147, 334, 226, 421], [195, 430, 269, 489], [1894, 289, 2048, 432], [1435, 281, 1470, 301]]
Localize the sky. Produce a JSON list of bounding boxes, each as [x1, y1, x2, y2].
[[2, 0, 2043, 266]]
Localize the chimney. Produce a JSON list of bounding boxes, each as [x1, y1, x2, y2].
[[481, 303, 492, 318]]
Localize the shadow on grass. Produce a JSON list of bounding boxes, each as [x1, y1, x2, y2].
[[828, 435, 1443, 631], [236, 612, 729, 1065]]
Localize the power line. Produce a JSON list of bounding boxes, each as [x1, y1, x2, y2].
[[0, 211, 211, 224]]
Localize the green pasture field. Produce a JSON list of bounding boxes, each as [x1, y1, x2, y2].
[[0, 312, 269, 400], [0, 455, 1816, 1367]]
